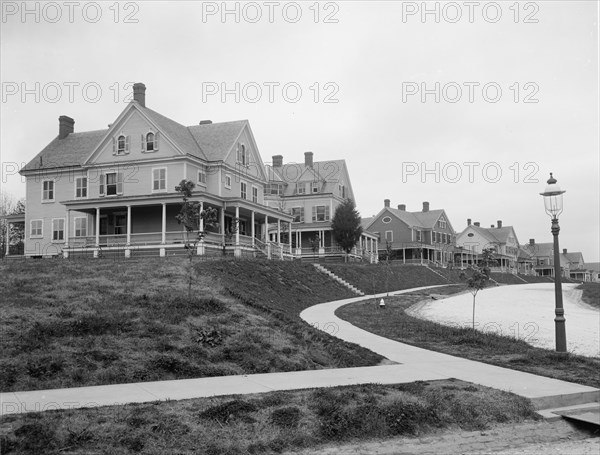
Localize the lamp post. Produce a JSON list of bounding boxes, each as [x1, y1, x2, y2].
[[540, 173, 567, 353]]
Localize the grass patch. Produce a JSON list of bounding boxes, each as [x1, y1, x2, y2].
[[0, 258, 380, 392], [0, 379, 539, 454], [578, 282, 600, 309], [337, 292, 600, 388]]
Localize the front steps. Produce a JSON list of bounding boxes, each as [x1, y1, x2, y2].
[[313, 263, 365, 296]]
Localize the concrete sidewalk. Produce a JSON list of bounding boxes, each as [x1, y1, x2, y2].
[[2, 286, 598, 416]]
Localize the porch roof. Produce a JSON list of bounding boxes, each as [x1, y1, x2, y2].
[[0, 213, 25, 222], [60, 192, 292, 221]]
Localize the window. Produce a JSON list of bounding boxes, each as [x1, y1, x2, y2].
[[240, 181, 247, 199], [312, 205, 330, 222], [291, 207, 304, 223], [30, 219, 42, 238], [225, 174, 232, 189], [74, 217, 87, 237], [152, 168, 166, 192], [146, 132, 154, 151], [75, 177, 87, 198], [42, 180, 54, 201], [100, 172, 123, 196], [339, 184, 346, 198], [296, 183, 306, 194], [252, 186, 258, 203], [415, 230, 422, 242], [114, 135, 129, 155], [382, 216, 392, 224], [311, 182, 320, 193], [237, 144, 249, 166], [198, 168, 207, 185], [268, 183, 283, 195], [438, 218, 447, 229], [385, 231, 393, 242], [52, 218, 65, 241]]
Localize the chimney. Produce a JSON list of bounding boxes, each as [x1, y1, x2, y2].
[[199, 120, 212, 125], [497, 220, 502, 228], [422, 201, 429, 212], [384, 199, 390, 208], [398, 204, 406, 211], [563, 248, 567, 254], [58, 115, 74, 139], [529, 239, 535, 246], [491, 225, 495, 228], [272, 155, 283, 168], [474, 222, 480, 227], [467, 218, 472, 226], [133, 82, 146, 107], [304, 151, 313, 168]]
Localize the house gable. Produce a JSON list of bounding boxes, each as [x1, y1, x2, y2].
[[84, 104, 187, 166]]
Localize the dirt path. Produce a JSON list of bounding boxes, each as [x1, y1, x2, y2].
[[289, 420, 599, 454]]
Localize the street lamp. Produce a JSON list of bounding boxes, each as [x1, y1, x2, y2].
[[540, 173, 567, 353]]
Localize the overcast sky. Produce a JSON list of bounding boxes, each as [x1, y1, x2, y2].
[[1, 1, 598, 261]]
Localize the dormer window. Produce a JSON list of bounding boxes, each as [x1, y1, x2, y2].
[[113, 135, 129, 155], [146, 132, 155, 151], [311, 182, 320, 193], [141, 131, 159, 152]]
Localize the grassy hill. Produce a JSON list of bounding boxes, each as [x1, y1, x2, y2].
[[0, 258, 381, 392]]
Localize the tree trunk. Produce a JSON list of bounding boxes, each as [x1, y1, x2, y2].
[[472, 294, 476, 329]]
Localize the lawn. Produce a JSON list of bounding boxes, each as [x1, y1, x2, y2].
[[336, 291, 600, 388], [0, 379, 539, 454], [579, 282, 600, 309], [0, 258, 381, 392]]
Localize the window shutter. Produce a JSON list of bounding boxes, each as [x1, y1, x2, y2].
[[141, 134, 146, 152], [325, 206, 330, 221], [99, 173, 105, 196], [125, 136, 130, 153], [117, 172, 123, 195], [312, 206, 316, 222], [112, 137, 116, 154], [154, 132, 159, 151]]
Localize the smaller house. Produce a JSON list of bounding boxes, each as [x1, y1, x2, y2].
[[455, 219, 520, 272], [528, 240, 591, 280], [365, 200, 456, 265], [586, 263, 600, 283]]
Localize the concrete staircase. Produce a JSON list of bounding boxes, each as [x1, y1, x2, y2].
[[533, 390, 600, 426], [313, 264, 364, 296]]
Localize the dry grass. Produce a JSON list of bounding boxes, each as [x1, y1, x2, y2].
[[0, 379, 539, 454], [0, 258, 380, 392]]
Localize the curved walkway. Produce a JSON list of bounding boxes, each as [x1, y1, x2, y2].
[[2, 286, 598, 416]]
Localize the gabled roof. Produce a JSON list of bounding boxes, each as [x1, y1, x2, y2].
[[564, 252, 584, 263], [459, 224, 518, 245], [141, 106, 206, 160], [187, 120, 248, 162], [267, 159, 351, 197], [22, 129, 108, 171], [376, 207, 447, 231], [22, 102, 251, 172], [361, 217, 374, 230]]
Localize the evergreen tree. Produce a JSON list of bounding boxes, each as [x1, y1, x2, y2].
[[331, 199, 363, 262]]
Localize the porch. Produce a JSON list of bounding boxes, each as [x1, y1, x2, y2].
[[61, 195, 295, 260]]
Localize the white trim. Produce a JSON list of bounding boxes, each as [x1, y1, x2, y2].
[[74, 175, 88, 199], [30, 219, 43, 238], [41, 179, 55, 202], [73, 216, 88, 237], [385, 230, 393, 242], [51, 218, 65, 242], [152, 167, 167, 193], [251, 185, 259, 203], [224, 173, 232, 189]]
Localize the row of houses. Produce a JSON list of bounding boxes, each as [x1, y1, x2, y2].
[[364, 201, 597, 281], [2, 83, 597, 281]]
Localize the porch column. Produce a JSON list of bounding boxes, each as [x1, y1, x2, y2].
[[277, 219, 281, 244], [5, 221, 10, 257], [197, 201, 205, 256], [64, 209, 70, 250], [250, 211, 255, 247], [125, 205, 132, 258], [264, 215, 268, 243], [94, 207, 100, 258], [234, 206, 241, 257], [220, 207, 225, 245], [288, 223, 292, 254], [375, 238, 379, 263], [160, 203, 166, 257]]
